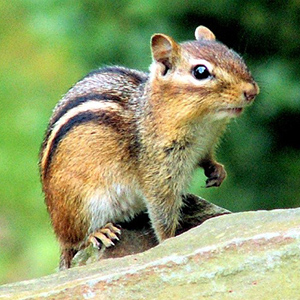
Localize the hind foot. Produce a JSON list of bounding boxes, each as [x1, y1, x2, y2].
[[88, 222, 121, 249]]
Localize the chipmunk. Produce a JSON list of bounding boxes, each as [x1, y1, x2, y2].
[[40, 26, 259, 269]]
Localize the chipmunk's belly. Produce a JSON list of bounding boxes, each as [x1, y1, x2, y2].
[[87, 183, 146, 233]]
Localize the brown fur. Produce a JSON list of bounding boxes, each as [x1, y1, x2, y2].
[[40, 26, 259, 268]]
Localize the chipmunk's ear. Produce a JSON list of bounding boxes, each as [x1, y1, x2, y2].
[[195, 26, 216, 41], [151, 33, 180, 75]]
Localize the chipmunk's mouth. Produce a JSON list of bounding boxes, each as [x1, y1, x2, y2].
[[226, 107, 244, 115], [217, 107, 244, 118]]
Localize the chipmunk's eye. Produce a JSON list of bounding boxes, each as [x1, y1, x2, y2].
[[192, 65, 211, 80]]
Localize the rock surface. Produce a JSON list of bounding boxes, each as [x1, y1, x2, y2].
[[1, 207, 300, 299]]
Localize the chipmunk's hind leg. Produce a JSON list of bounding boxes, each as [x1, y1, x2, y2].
[[88, 222, 121, 249]]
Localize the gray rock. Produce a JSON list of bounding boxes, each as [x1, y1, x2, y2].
[[0, 205, 300, 299]]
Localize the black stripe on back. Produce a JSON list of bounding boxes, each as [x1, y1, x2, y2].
[[40, 93, 123, 157], [50, 93, 123, 127], [43, 111, 122, 177]]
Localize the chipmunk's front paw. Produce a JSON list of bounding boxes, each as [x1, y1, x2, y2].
[[205, 162, 227, 188], [88, 222, 121, 249]]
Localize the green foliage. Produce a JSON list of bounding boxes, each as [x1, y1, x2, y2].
[[0, 0, 299, 284]]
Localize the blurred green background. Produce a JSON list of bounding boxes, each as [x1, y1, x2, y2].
[[0, 0, 299, 284]]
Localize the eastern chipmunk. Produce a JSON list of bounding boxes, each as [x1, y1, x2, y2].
[[40, 26, 259, 269]]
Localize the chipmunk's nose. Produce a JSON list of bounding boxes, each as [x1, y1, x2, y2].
[[243, 82, 259, 103]]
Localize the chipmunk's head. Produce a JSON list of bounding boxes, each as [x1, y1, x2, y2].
[[149, 26, 259, 122]]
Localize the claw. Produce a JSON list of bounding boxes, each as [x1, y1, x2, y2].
[[105, 222, 122, 235], [205, 176, 222, 188], [88, 222, 121, 249]]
